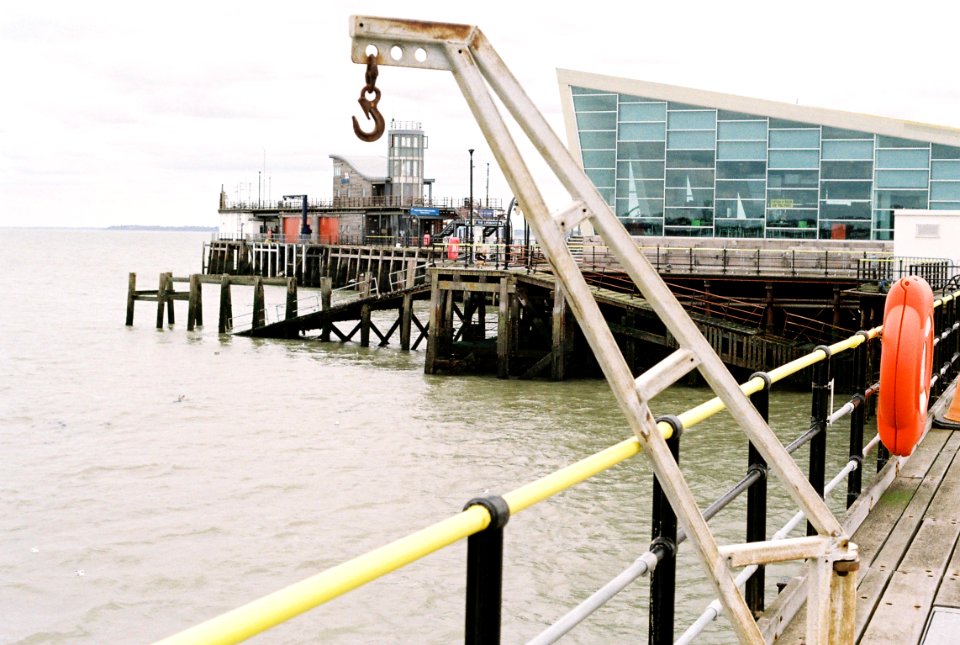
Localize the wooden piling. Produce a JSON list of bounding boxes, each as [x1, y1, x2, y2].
[[219, 275, 233, 333], [425, 272, 441, 374], [126, 273, 137, 326], [320, 277, 332, 342], [156, 272, 168, 329], [552, 284, 572, 381], [285, 277, 298, 320], [401, 293, 413, 351], [360, 303, 371, 347], [187, 274, 202, 331], [253, 277, 265, 328], [497, 277, 510, 378]]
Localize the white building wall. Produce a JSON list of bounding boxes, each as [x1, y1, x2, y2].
[[894, 209, 960, 264]]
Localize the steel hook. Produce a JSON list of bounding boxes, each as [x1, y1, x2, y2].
[[352, 87, 384, 142]]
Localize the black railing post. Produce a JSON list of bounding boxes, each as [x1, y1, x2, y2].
[[746, 372, 771, 615], [808, 346, 832, 536], [464, 495, 510, 645], [847, 332, 869, 508], [934, 298, 945, 401], [649, 417, 681, 645]]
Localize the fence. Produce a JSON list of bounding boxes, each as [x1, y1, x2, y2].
[[157, 285, 960, 644]]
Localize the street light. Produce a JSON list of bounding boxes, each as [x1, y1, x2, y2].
[[468, 148, 474, 265]]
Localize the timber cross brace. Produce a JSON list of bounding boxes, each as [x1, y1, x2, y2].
[[349, 16, 858, 644]]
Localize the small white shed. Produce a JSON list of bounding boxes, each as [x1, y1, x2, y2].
[[894, 209, 960, 265]]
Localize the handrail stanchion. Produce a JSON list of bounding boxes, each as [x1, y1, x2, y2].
[[846, 333, 869, 508], [649, 418, 681, 645], [807, 346, 832, 536], [464, 496, 510, 645], [745, 372, 771, 616]]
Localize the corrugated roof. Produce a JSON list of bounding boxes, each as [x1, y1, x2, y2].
[[330, 154, 388, 181]]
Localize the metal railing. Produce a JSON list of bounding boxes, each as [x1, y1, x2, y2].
[[157, 286, 960, 644]]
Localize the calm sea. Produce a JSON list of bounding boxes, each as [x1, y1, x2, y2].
[[0, 229, 857, 644]]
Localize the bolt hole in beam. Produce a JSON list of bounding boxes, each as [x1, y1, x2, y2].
[[391, 45, 403, 61], [364, 43, 378, 57], [415, 47, 427, 62]]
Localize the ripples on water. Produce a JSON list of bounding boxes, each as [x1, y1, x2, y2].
[[0, 229, 868, 644]]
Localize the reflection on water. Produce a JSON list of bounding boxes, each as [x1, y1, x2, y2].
[[0, 229, 871, 644]]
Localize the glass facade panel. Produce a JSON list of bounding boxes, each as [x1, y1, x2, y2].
[[716, 219, 764, 237], [767, 189, 818, 208], [717, 121, 767, 140], [768, 170, 818, 188], [666, 188, 714, 207], [665, 207, 712, 226], [717, 141, 766, 160], [617, 141, 665, 159], [619, 122, 666, 141], [667, 110, 716, 130], [818, 221, 871, 240], [717, 161, 766, 180], [877, 136, 928, 148], [623, 219, 663, 236], [821, 126, 873, 139], [716, 180, 766, 200], [715, 198, 765, 218], [618, 102, 666, 121], [667, 130, 716, 150], [931, 182, 960, 201], [933, 144, 960, 160], [931, 202, 960, 210], [573, 94, 616, 110], [819, 201, 871, 219], [576, 111, 617, 130], [586, 168, 615, 187], [875, 189, 928, 210], [769, 129, 820, 148], [821, 161, 873, 179], [617, 161, 664, 179], [582, 150, 615, 168], [617, 198, 664, 218], [666, 150, 715, 168], [932, 161, 960, 180], [820, 181, 872, 200], [665, 169, 714, 187], [579, 131, 616, 149], [615, 179, 664, 199], [876, 148, 930, 169], [821, 140, 874, 160], [769, 150, 819, 169], [875, 170, 929, 188]]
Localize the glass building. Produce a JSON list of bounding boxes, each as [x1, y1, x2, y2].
[[559, 70, 960, 241]]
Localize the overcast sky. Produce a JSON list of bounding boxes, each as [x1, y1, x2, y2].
[[1, 1, 957, 228]]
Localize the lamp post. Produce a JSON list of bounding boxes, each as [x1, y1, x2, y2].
[[468, 148, 475, 265]]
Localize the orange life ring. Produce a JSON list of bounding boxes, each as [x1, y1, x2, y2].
[[447, 236, 460, 260], [878, 276, 935, 456]]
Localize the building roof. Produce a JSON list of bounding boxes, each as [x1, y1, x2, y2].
[[330, 154, 388, 181], [557, 68, 960, 149]]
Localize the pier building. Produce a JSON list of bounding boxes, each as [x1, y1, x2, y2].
[[559, 69, 960, 241]]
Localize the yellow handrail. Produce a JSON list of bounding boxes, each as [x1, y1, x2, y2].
[[157, 288, 959, 644]]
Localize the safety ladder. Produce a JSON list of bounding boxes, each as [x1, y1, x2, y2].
[[349, 16, 857, 644]]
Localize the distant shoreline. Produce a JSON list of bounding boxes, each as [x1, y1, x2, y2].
[[106, 225, 217, 232]]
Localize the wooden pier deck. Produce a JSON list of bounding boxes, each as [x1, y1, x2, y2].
[[769, 381, 960, 644]]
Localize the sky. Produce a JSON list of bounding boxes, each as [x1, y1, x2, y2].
[[1, 1, 957, 228]]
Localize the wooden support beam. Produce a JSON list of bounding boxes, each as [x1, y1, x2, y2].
[[126, 272, 136, 326], [218, 275, 233, 334], [381, 316, 401, 346]]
